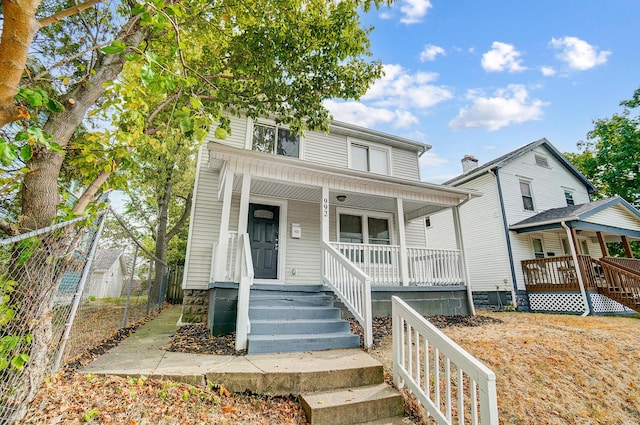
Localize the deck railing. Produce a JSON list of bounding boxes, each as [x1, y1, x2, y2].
[[603, 257, 640, 274], [332, 242, 400, 285], [321, 241, 373, 348], [235, 233, 254, 350], [598, 259, 640, 313], [330, 243, 464, 286], [407, 247, 463, 285], [521, 255, 600, 291], [392, 296, 499, 425]]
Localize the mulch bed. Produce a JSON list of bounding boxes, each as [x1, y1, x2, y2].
[[164, 314, 503, 355]]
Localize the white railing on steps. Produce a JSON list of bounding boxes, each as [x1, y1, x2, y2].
[[392, 296, 498, 425], [235, 233, 254, 351], [321, 240, 373, 348]]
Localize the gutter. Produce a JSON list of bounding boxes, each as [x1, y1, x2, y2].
[[561, 221, 591, 316], [494, 169, 520, 304]]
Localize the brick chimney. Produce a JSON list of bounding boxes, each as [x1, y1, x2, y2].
[[461, 155, 478, 173]]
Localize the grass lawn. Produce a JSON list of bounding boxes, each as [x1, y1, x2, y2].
[[369, 311, 640, 425]]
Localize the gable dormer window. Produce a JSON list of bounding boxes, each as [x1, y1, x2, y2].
[[534, 154, 549, 168], [252, 123, 300, 158], [349, 140, 390, 175]]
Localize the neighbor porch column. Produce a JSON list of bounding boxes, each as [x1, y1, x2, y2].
[[396, 197, 409, 286], [453, 205, 476, 315], [214, 170, 235, 282], [621, 235, 634, 258], [321, 186, 330, 243], [235, 174, 252, 281], [596, 231, 609, 257]]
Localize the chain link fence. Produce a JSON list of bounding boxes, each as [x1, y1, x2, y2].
[[0, 211, 180, 424]]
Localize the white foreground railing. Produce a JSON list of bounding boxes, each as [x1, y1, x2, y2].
[[235, 233, 254, 350], [321, 240, 373, 348], [210, 231, 238, 282], [407, 247, 463, 285], [332, 242, 401, 285], [392, 296, 498, 425]]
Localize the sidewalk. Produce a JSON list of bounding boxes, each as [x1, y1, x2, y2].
[[80, 305, 383, 393]]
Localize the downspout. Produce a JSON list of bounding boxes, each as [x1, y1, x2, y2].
[[493, 169, 520, 306], [561, 221, 591, 316], [453, 194, 476, 315]]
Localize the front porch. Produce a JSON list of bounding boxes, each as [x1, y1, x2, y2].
[[205, 142, 479, 352]]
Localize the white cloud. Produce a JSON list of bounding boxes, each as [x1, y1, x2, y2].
[[550, 36, 611, 71], [399, 0, 432, 24], [420, 44, 445, 62], [540, 66, 556, 76], [481, 42, 526, 73], [324, 100, 418, 129], [419, 151, 449, 167], [448, 85, 548, 131], [364, 64, 453, 109]]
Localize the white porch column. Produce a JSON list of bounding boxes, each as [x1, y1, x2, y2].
[[321, 186, 330, 243], [234, 174, 252, 281], [396, 198, 409, 286], [214, 170, 235, 282], [452, 205, 476, 315]]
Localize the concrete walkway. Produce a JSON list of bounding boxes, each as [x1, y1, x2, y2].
[[80, 305, 384, 393]]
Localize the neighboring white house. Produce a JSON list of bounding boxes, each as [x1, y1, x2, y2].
[[427, 138, 640, 314], [85, 249, 128, 299], [180, 115, 483, 345]]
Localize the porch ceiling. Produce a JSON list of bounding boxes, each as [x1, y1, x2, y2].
[[208, 142, 479, 218], [231, 178, 450, 217]]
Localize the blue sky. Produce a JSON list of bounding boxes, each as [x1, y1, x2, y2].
[[324, 0, 640, 183]]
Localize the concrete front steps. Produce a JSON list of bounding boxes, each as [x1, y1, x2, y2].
[[205, 349, 407, 425], [247, 284, 360, 354]]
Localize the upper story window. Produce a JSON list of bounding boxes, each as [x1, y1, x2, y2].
[[534, 154, 549, 168], [564, 190, 575, 206], [252, 123, 300, 158], [349, 140, 390, 175], [519, 180, 535, 211]]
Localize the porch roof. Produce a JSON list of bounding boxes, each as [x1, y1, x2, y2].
[[206, 142, 481, 219], [509, 196, 640, 239]]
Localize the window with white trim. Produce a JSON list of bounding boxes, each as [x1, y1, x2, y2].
[[519, 180, 535, 211], [349, 141, 390, 175], [338, 211, 392, 263], [252, 123, 300, 158]]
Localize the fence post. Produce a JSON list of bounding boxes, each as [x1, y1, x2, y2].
[[52, 211, 107, 372], [122, 245, 139, 328]]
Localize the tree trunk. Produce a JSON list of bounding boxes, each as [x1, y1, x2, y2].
[[148, 167, 172, 312], [7, 15, 148, 424]]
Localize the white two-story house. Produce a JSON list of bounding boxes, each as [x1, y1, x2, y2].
[[427, 138, 640, 315], [180, 115, 481, 353]]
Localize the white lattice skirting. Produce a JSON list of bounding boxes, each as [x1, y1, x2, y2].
[[589, 293, 634, 313], [529, 292, 585, 313]]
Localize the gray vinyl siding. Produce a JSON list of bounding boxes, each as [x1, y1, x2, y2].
[[303, 131, 349, 168], [584, 205, 640, 231], [283, 200, 322, 284], [425, 209, 457, 250], [214, 116, 423, 181], [405, 218, 427, 247], [455, 173, 512, 293], [499, 147, 591, 226], [183, 147, 222, 290], [392, 149, 420, 180]]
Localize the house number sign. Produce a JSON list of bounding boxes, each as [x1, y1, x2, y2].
[[323, 197, 329, 217]]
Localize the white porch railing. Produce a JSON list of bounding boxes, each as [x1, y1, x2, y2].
[[332, 242, 401, 285], [235, 233, 254, 351], [321, 240, 373, 348], [392, 296, 498, 425], [407, 247, 463, 285], [210, 231, 238, 282]]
